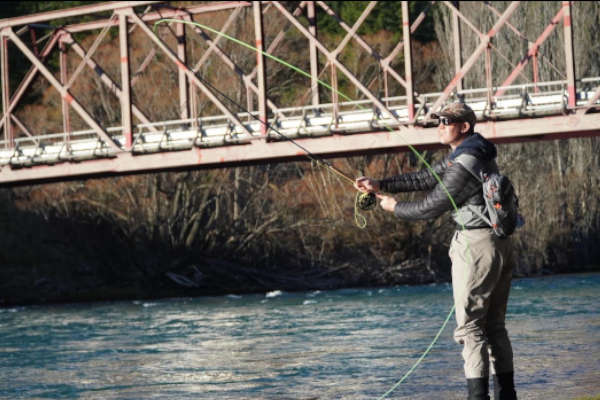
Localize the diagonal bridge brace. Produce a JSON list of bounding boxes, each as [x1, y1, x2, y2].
[[0, 30, 60, 133], [127, 10, 253, 137], [4, 27, 123, 152], [316, 1, 414, 98], [60, 32, 160, 135], [494, 6, 564, 98], [425, 1, 521, 119], [182, 13, 284, 119], [271, 1, 407, 128]]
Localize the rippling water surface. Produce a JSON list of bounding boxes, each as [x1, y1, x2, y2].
[[1, 273, 598, 400]]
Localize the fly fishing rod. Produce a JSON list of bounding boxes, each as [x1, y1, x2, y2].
[[152, 22, 377, 214], [153, 17, 456, 398], [187, 69, 377, 212]]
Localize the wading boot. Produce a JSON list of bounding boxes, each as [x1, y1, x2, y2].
[[467, 377, 490, 400], [493, 372, 517, 400]]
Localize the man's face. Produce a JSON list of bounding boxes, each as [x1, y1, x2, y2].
[[437, 118, 469, 148]]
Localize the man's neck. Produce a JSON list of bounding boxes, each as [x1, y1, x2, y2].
[[450, 135, 467, 150]]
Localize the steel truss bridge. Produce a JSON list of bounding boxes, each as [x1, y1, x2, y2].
[[0, 1, 599, 185]]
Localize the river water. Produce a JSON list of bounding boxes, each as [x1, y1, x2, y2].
[[1, 273, 598, 400]]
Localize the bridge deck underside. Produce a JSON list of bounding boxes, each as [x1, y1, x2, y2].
[[1, 111, 599, 186]]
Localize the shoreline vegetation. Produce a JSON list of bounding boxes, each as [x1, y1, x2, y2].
[[0, 2, 599, 306]]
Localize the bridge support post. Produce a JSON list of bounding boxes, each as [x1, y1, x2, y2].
[[401, 1, 414, 122], [59, 36, 71, 147], [253, 1, 268, 136], [485, 44, 493, 108], [177, 17, 190, 121], [451, 1, 463, 93], [118, 12, 133, 149], [531, 43, 539, 93], [331, 64, 339, 127], [307, 1, 319, 108], [562, 1, 576, 109], [1, 34, 12, 148]]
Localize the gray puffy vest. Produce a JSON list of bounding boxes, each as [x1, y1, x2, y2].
[[453, 154, 520, 237]]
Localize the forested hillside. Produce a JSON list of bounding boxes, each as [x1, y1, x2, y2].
[[0, 2, 598, 305]]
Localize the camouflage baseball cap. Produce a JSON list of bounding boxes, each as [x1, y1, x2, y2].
[[432, 102, 476, 128]]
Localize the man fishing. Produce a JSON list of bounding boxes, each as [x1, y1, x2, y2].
[[355, 102, 517, 400]]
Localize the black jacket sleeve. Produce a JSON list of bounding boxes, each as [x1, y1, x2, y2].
[[392, 161, 481, 220], [379, 157, 451, 193]]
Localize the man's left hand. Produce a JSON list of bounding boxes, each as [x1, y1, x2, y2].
[[376, 193, 397, 213]]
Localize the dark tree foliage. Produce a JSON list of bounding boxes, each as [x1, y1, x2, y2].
[[0, 2, 104, 99], [316, 1, 436, 42], [0, 2, 104, 20]]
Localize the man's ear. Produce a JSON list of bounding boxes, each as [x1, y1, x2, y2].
[[461, 122, 471, 134]]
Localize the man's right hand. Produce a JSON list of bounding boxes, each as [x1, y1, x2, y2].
[[354, 176, 380, 193]]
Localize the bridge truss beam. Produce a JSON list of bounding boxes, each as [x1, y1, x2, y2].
[[0, 1, 597, 185]]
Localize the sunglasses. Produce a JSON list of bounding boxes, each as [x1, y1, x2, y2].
[[438, 116, 463, 126]]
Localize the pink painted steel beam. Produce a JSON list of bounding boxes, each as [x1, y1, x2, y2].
[[271, 2, 403, 125], [446, 1, 533, 90], [426, 1, 520, 118], [10, 114, 36, 143], [5, 28, 122, 152], [307, 1, 319, 106], [443, 1, 485, 38], [1, 36, 12, 147], [0, 1, 160, 28], [131, 48, 156, 86], [62, 33, 159, 134], [0, 32, 60, 132], [192, 8, 241, 70], [177, 18, 189, 121], [328, 1, 377, 57], [247, 2, 306, 82], [485, 0, 565, 80], [66, 17, 115, 90], [402, 1, 414, 121], [118, 12, 133, 149], [382, 2, 431, 66], [451, 1, 463, 92], [376, 2, 431, 100], [253, 2, 268, 135], [127, 10, 253, 137], [562, 1, 576, 108], [59, 38, 71, 142], [485, 45, 493, 104], [1, 113, 600, 186], [63, 2, 252, 33], [494, 7, 563, 97], [184, 17, 283, 118], [317, 1, 414, 96]]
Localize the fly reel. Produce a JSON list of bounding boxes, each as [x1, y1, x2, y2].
[[357, 192, 377, 211]]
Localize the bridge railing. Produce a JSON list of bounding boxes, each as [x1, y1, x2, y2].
[[1, 77, 598, 168]]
